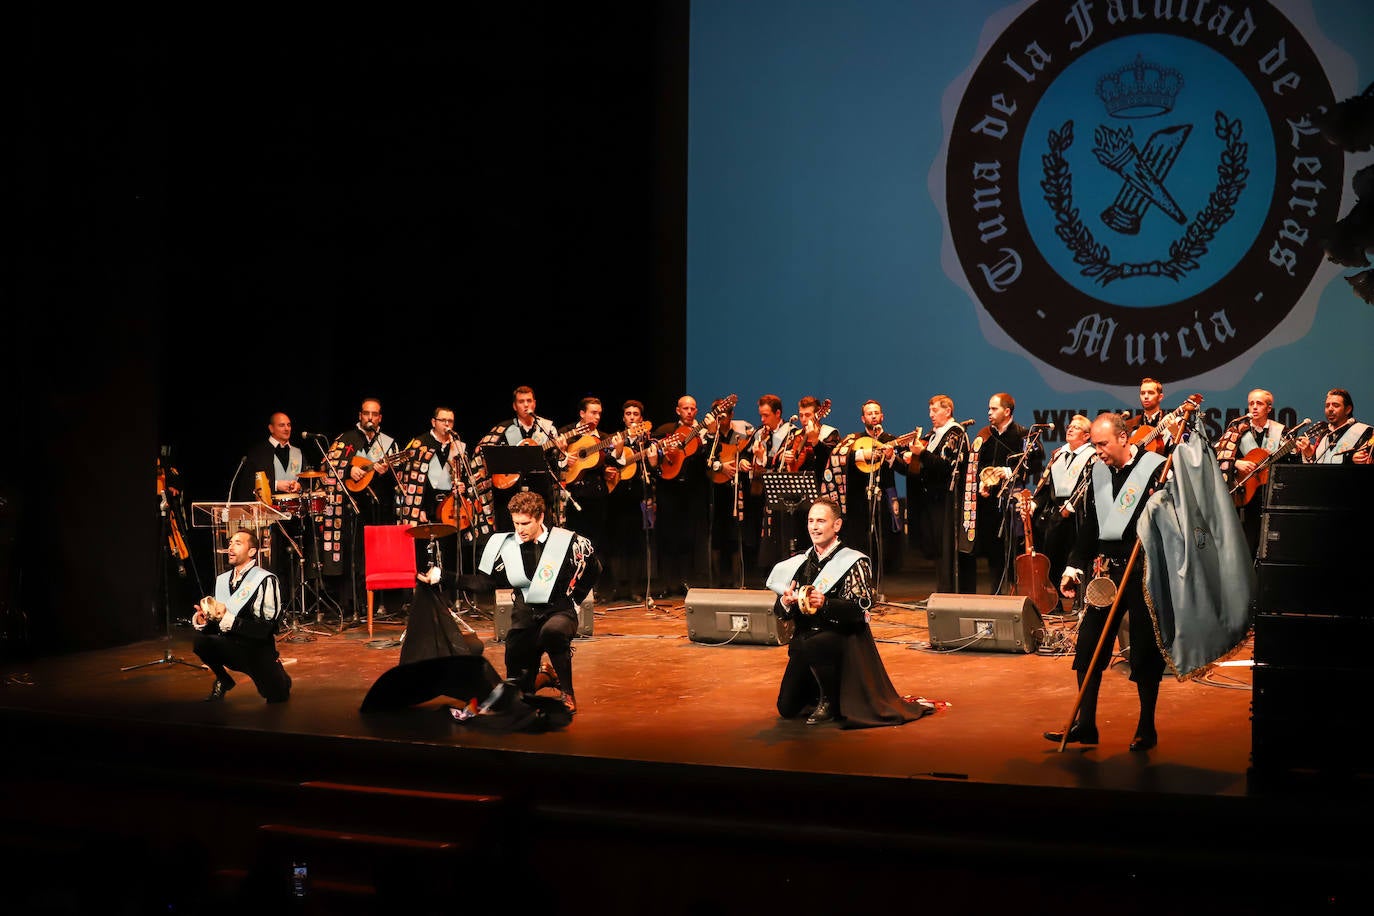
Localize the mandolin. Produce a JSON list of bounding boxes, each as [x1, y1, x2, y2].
[[1013, 489, 1060, 617], [346, 445, 422, 493], [661, 394, 738, 480], [1129, 394, 1202, 454], [851, 427, 924, 474], [784, 398, 832, 473]]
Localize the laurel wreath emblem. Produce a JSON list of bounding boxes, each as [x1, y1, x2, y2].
[[1041, 112, 1249, 285]]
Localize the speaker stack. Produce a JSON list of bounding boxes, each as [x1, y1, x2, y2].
[[1250, 463, 1373, 792]]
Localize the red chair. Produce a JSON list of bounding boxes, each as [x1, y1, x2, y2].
[[364, 525, 416, 640]]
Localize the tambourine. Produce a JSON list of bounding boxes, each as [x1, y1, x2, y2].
[[201, 596, 226, 621], [1083, 576, 1117, 609], [795, 584, 819, 615]]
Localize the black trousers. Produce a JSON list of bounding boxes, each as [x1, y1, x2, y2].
[[192, 632, 291, 701]]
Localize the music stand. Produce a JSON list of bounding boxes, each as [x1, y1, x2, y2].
[[761, 472, 818, 559], [481, 446, 553, 482]]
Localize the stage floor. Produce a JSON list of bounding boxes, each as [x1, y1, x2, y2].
[[2, 565, 1369, 913], [2, 571, 1259, 796]]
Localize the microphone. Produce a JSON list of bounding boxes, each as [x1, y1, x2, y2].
[[224, 456, 247, 522], [1227, 415, 1250, 427], [958, 419, 976, 427], [1030, 422, 1056, 432], [299, 430, 331, 440], [788, 414, 799, 424]]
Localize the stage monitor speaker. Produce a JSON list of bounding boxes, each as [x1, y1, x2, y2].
[[493, 589, 594, 642], [684, 588, 792, 646], [926, 593, 1042, 653]]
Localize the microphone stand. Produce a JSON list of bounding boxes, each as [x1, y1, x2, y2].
[[272, 520, 333, 642], [323, 438, 364, 630], [995, 429, 1042, 595], [705, 428, 724, 587], [866, 458, 885, 603], [122, 484, 205, 673], [948, 429, 970, 597], [450, 441, 486, 617]]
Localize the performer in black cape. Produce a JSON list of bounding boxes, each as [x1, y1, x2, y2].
[[767, 496, 932, 729]]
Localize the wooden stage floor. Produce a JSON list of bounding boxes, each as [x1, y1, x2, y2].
[[1, 563, 1370, 913]]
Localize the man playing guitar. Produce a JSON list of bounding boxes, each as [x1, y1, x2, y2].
[[1215, 389, 1291, 557], [475, 386, 569, 532]]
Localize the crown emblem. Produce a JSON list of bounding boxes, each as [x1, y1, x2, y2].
[[1096, 54, 1183, 118]]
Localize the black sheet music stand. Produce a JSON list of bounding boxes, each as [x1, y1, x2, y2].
[[481, 445, 553, 483], [761, 472, 818, 558]]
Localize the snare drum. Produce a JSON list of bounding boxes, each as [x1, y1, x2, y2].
[[272, 494, 302, 517], [303, 492, 328, 517]]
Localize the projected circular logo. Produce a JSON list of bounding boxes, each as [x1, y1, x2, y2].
[[944, 0, 1342, 385]]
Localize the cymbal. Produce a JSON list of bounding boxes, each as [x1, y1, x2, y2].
[[407, 523, 457, 539], [296, 471, 326, 479]]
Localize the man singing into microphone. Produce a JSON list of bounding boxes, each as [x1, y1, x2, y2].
[[968, 392, 1044, 595], [320, 398, 403, 623], [908, 395, 974, 594], [475, 386, 570, 532]]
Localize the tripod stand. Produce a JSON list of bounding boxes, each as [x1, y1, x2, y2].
[[122, 493, 203, 673], [273, 519, 334, 643]]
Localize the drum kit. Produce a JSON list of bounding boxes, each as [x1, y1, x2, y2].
[[271, 470, 328, 521], [269, 470, 342, 639]]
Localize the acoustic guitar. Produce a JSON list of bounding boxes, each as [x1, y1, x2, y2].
[[439, 474, 492, 532], [660, 394, 738, 480], [346, 445, 422, 493], [1129, 394, 1202, 454], [1229, 421, 1314, 506], [851, 427, 924, 474], [489, 423, 571, 490], [710, 437, 746, 484], [605, 422, 658, 493], [783, 398, 832, 473], [550, 423, 604, 485], [1013, 489, 1060, 618], [561, 421, 646, 486]]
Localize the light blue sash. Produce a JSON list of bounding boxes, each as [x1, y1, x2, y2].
[[214, 564, 270, 630], [1093, 450, 1165, 541], [1050, 446, 1093, 498], [766, 546, 864, 596], [1315, 422, 1370, 464], [479, 528, 574, 604]]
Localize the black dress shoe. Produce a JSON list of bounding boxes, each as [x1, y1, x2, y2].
[[1129, 731, 1157, 752], [805, 699, 835, 725], [1043, 724, 1099, 744], [204, 677, 235, 702]]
